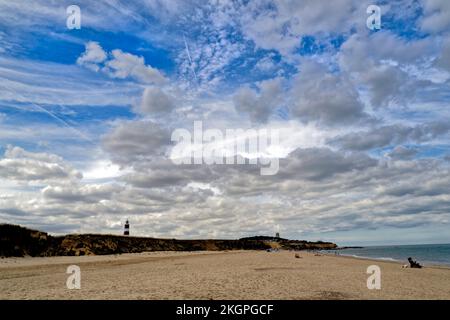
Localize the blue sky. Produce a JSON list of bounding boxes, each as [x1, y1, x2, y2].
[[0, 0, 450, 245]]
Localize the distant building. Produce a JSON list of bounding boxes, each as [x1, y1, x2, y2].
[[124, 220, 130, 236], [275, 232, 280, 238]]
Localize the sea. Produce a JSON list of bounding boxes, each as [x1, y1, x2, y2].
[[324, 243, 450, 267]]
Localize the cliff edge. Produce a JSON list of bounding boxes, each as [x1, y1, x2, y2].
[[0, 224, 337, 257]]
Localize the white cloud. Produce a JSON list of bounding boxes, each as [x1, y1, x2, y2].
[[104, 49, 167, 85], [238, 0, 370, 55], [76, 41, 107, 72], [255, 56, 277, 72], [0, 56, 140, 106], [76, 42, 167, 85], [338, 32, 437, 108], [82, 160, 126, 181]]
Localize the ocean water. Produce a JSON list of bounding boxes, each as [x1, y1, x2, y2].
[[326, 243, 450, 266]]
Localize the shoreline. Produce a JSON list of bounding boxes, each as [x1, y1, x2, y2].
[[320, 251, 450, 269], [339, 254, 450, 270], [2, 249, 450, 269]]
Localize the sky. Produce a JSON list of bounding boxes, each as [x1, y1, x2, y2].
[[0, 0, 450, 246]]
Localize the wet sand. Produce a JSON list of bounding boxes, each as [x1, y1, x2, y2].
[[1, 250, 449, 299]]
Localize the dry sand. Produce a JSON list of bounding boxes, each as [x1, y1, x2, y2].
[[1, 250, 449, 300]]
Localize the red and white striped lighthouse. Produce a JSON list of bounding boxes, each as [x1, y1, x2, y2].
[[124, 219, 130, 236]]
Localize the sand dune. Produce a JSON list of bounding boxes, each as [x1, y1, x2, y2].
[[1, 251, 449, 300]]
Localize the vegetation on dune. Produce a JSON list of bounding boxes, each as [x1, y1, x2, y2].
[[0, 224, 337, 257]]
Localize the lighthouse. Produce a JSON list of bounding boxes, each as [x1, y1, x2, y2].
[[124, 219, 130, 236]]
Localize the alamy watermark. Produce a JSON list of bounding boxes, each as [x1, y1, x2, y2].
[[366, 265, 381, 290], [366, 5, 381, 30], [66, 265, 81, 289], [170, 121, 280, 175], [66, 5, 81, 30]]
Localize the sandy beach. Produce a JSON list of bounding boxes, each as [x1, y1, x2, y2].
[[0, 250, 449, 300]]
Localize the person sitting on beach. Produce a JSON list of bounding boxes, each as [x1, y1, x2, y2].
[[408, 257, 422, 268]]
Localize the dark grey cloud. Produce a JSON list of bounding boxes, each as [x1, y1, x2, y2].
[[42, 184, 123, 203], [361, 65, 410, 108], [381, 172, 450, 198], [388, 146, 418, 160], [331, 122, 450, 151], [135, 87, 175, 115], [278, 147, 378, 181], [435, 37, 450, 71], [233, 78, 283, 123], [420, 0, 450, 34], [102, 120, 171, 165], [330, 125, 408, 151], [0, 207, 28, 216], [290, 60, 368, 125]]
